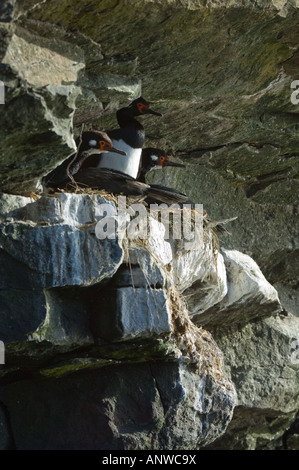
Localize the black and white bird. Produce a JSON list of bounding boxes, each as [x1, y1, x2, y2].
[[43, 131, 189, 205], [137, 147, 192, 206], [43, 131, 235, 236], [138, 148, 186, 183], [79, 97, 162, 179], [43, 130, 126, 188], [138, 148, 236, 234]]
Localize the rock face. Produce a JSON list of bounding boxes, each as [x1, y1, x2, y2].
[[0, 192, 238, 450], [0, 0, 298, 450]]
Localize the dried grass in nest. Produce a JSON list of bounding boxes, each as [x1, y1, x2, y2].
[[48, 184, 147, 208], [47, 185, 221, 248], [148, 205, 219, 251], [121, 234, 228, 387], [51, 186, 221, 263], [168, 286, 229, 386], [50, 184, 118, 203], [29, 192, 42, 200]]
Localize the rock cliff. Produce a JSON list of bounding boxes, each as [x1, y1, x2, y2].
[[0, 0, 298, 450]]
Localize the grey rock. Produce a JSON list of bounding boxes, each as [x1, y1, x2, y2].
[[0, 278, 46, 342], [205, 313, 299, 449], [0, 189, 238, 449], [0, 192, 124, 343], [151, 361, 236, 449], [90, 284, 171, 342], [0, 402, 14, 450], [203, 406, 297, 450], [0, 193, 123, 288], [0, 359, 236, 450], [172, 236, 228, 315], [285, 433, 299, 450], [0, 0, 16, 23], [192, 248, 282, 327], [0, 68, 79, 195], [3, 26, 85, 87], [89, 243, 173, 343]]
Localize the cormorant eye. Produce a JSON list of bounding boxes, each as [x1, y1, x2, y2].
[[137, 102, 149, 114], [99, 140, 111, 150]]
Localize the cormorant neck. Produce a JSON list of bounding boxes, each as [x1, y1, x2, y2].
[[116, 108, 143, 130], [138, 169, 146, 183]]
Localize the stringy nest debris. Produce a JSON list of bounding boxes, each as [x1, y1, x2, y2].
[[123, 231, 229, 387], [168, 286, 232, 390], [29, 192, 42, 200], [40, 183, 235, 238], [47, 184, 148, 207]]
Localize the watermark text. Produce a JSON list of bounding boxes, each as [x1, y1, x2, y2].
[[0, 341, 5, 364], [95, 196, 204, 251], [291, 80, 299, 105], [0, 81, 4, 105]]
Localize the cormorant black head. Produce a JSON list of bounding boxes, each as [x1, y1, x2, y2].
[[78, 130, 127, 156], [126, 97, 163, 117], [141, 148, 186, 174]]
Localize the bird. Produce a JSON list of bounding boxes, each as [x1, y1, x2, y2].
[[138, 148, 237, 235], [136, 147, 192, 206], [43, 130, 189, 205], [80, 97, 162, 179], [138, 148, 186, 183], [43, 130, 127, 189], [43, 132, 236, 237]]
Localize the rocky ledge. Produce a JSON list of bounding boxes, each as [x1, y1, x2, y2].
[[0, 190, 296, 450]]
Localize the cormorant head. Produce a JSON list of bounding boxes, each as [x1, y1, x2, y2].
[[127, 97, 163, 117], [79, 131, 127, 156], [141, 148, 185, 174]]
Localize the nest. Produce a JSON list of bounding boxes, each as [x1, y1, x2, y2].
[[48, 183, 148, 207]]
